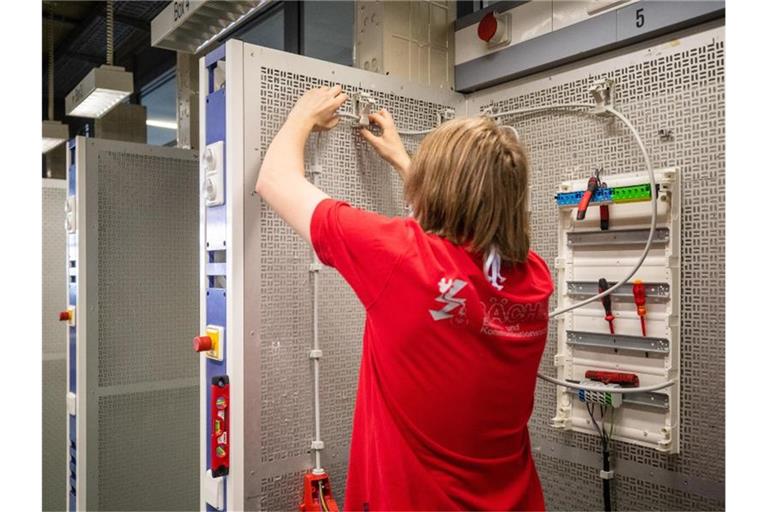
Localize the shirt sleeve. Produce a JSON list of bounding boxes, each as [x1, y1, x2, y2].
[[310, 198, 412, 308]]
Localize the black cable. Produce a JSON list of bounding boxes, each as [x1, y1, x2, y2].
[[586, 403, 612, 512], [598, 406, 612, 512]]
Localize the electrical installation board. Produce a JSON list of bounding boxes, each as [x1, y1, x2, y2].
[[551, 168, 680, 452], [64, 137, 199, 511]]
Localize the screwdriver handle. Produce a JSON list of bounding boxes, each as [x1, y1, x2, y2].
[[598, 278, 612, 315], [576, 176, 600, 220]]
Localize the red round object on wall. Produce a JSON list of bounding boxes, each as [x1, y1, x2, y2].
[[193, 335, 213, 352], [59, 310, 71, 321], [477, 12, 498, 42]]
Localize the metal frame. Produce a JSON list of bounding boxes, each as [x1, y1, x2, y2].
[[67, 137, 198, 511], [198, 39, 463, 511]]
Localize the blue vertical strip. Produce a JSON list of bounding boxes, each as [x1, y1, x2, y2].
[[66, 138, 78, 510], [205, 51, 228, 512]]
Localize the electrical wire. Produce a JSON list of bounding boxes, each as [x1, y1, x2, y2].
[[488, 104, 658, 318], [318, 481, 330, 512], [338, 111, 434, 135], [310, 133, 324, 473], [338, 98, 670, 394], [488, 104, 675, 395], [537, 374, 675, 394]]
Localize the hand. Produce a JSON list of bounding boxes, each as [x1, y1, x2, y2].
[[360, 109, 411, 177], [287, 85, 348, 132]]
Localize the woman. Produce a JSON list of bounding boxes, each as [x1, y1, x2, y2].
[[255, 85, 552, 511]]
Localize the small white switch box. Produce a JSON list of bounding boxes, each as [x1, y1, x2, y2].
[[64, 196, 77, 233], [205, 469, 225, 510], [66, 392, 77, 416], [203, 141, 225, 207]]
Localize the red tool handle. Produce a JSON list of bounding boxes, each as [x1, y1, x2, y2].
[[585, 370, 640, 387], [633, 280, 647, 336], [597, 278, 615, 334], [576, 176, 600, 220]]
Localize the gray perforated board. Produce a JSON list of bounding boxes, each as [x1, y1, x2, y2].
[[43, 180, 67, 512], [235, 42, 462, 510], [467, 23, 725, 510], [75, 139, 200, 510]]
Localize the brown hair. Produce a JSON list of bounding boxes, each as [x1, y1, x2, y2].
[[405, 116, 530, 264]]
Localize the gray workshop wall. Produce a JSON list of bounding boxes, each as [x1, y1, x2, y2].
[[467, 23, 725, 511], [42, 180, 67, 511]]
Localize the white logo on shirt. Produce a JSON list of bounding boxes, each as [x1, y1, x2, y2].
[[430, 278, 467, 321], [480, 297, 548, 338]]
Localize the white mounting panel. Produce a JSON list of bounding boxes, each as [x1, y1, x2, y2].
[[551, 167, 680, 453]]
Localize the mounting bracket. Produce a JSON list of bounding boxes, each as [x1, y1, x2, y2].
[[589, 78, 615, 115], [352, 92, 376, 126]]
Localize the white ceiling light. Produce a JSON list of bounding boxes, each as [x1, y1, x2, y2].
[[65, 0, 133, 119], [65, 65, 134, 118], [42, 120, 70, 153], [43, 10, 68, 153], [146, 118, 178, 130], [151, 0, 268, 54]]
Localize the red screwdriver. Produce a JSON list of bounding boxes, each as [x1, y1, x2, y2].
[[632, 280, 647, 336], [598, 278, 615, 334]]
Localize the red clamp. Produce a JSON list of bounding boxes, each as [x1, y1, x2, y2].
[[632, 280, 647, 336], [299, 472, 339, 512], [586, 370, 640, 387]]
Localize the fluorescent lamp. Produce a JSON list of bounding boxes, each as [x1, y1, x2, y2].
[[65, 65, 133, 119], [42, 120, 69, 153], [146, 118, 178, 130]]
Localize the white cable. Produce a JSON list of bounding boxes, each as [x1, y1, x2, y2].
[[490, 103, 665, 392], [397, 128, 433, 136], [488, 103, 658, 318], [338, 111, 433, 135], [537, 374, 677, 394], [310, 133, 324, 472], [341, 100, 666, 393]]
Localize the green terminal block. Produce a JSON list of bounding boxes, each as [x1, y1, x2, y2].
[[611, 184, 652, 204]]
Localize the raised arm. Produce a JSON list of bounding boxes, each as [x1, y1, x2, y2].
[[360, 109, 412, 181], [254, 85, 348, 243]]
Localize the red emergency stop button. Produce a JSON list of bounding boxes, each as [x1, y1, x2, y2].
[[59, 310, 72, 322], [478, 12, 498, 42], [193, 335, 213, 352]]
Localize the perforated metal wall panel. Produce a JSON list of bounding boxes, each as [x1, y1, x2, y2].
[[231, 43, 462, 510], [468, 24, 725, 510], [42, 180, 67, 511], [74, 139, 199, 510]]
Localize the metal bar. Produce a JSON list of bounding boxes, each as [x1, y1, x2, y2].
[[567, 330, 669, 353], [567, 228, 670, 247], [455, 1, 725, 91], [531, 437, 725, 502], [567, 387, 669, 410], [568, 281, 670, 302]]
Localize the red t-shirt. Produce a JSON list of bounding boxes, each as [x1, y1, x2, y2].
[[311, 199, 553, 511]]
